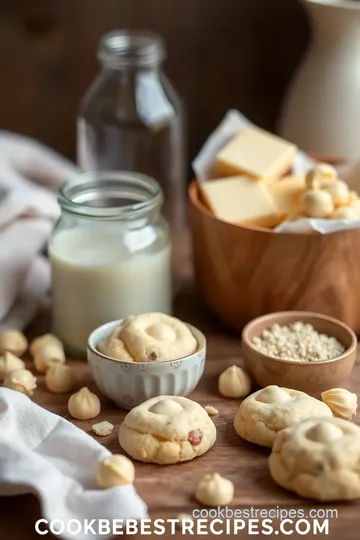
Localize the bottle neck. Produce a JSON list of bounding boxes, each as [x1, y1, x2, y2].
[[98, 30, 165, 71]]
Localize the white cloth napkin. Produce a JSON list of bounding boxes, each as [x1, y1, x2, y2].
[[0, 388, 148, 539], [0, 132, 79, 331]]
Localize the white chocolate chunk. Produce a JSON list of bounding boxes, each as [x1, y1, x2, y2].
[[92, 421, 114, 437], [68, 387, 101, 420], [150, 397, 183, 415], [0, 352, 25, 380], [257, 386, 291, 404], [195, 473, 234, 506], [4, 369, 37, 397], [96, 454, 135, 488], [306, 422, 343, 443], [146, 323, 176, 342]]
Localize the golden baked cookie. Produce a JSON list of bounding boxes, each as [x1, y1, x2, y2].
[[269, 417, 360, 501], [234, 385, 332, 448], [119, 395, 216, 464], [117, 313, 198, 362], [98, 323, 134, 362]]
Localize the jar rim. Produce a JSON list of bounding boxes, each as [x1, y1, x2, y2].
[[58, 171, 164, 221], [98, 30, 165, 68]]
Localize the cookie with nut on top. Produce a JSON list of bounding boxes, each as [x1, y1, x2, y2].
[[119, 395, 216, 464]]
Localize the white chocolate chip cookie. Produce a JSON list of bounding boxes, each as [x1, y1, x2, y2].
[[119, 313, 198, 362], [269, 417, 360, 501], [119, 395, 216, 464], [234, 385, 332, 448]]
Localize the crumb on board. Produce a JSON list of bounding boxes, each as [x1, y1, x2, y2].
[[92, 421, 114, 436], [204, 405, 219, 416]]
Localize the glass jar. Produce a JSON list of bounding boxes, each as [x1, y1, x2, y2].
[[48, 171, 171, 357], [77, 30, 186, 260]]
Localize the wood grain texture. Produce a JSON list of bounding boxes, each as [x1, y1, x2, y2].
[[0, 282, 360, 539], [189, 180, 360, 334], [0, 0, 309, 163]]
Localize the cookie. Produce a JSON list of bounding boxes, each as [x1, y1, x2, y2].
[[117, 313, 198, 362], [234, 385, 332, 448], [98, 323, 134, 362], [119, 395, 216, 464], [269, 417, 360, 501]]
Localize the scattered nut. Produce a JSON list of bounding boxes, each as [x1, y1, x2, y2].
[[219, 365, 251, 398], [0, 352, 25, 380], [251, 321, 345, 362], [330, 206, 359, 220], [96, 454, 135, 488], [305, 163, 337, 190], [323, 180, 349, 206], [68, 387, 101, 420], [0, 330, 28, 356], [204, 405, 219, 416], [4, 369, 37, 397], [45, 364, 77, 393], [302, 189, 334, 218], [195, 473, 234, 506], [92, 421, 114, 437], [321, 388, 357, 420]]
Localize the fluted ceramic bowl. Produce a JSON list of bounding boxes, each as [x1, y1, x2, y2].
[[87, 319, 206, 410]]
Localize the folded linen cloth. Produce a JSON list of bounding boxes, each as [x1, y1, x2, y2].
[[0, 388, 148, 539], [0, 132, 78, 331]]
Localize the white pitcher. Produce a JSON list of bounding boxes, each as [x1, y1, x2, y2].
[[279, 0, 360, 159]]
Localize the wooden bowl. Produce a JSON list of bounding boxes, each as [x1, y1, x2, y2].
[[241, 311, 357, 395], [189, 180, 360, 333]]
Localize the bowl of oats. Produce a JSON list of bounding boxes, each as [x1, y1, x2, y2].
[[241, 311, 357, 394]]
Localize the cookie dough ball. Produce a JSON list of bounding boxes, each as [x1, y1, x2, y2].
[[323, 180, 349, 207], [195, 473, 234, 506], [269, 417, 360, 501], [68, 387, 101, 420], [0, 330, 28, 356], [45, 364, 77, 394], [118, 313, 198, 362], [4, 369, 37, 397], [321, 388, 357, 420], [302, 189, 334, 218], [218, 365, 251, 398], [119, 395, 216, 464], [96, 454, 135, 488], [234, 385, 332, 448], [0, 352, 25, 380]]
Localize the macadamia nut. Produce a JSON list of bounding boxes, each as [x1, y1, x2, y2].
[[302, 189, 334, 218], [218, 365, 251, 398], [305, 164, 337, 190], [4, 369, 37, 397], [45, 364, 77, 393], [0, 352, 25, 380], [68, 387, 101, 420], [321, 388, 358, 420], [204, 405, 219, 416], [195, 473, 234, 506], [323, 180, 349, 206], [96, 454, 135, 488], [0, 330, 28, 356]]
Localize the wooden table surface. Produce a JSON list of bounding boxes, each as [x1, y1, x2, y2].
[[1, 280, 360, 539]]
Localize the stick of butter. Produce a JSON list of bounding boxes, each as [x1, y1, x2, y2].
[[215, 126, 297, 180], [200, 176, 281, 227], [268, 175, 306, 215]]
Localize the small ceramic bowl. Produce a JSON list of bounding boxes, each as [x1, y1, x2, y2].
[[87, 319, 206, 409], [242, 311, 357, 395]]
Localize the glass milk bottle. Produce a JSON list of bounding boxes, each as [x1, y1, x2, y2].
[[77, 30, 186, 269], [49, 171, 171, 357]]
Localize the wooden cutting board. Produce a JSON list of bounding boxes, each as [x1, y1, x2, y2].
[[1, 284, 359, 539]]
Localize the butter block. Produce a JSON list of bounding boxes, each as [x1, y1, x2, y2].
[[215, 126, 297, 180], [201, 176, 280, 227], [269, 175, 306, 215]]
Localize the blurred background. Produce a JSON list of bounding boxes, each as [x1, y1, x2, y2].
[[0, 0, 309, 165]]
